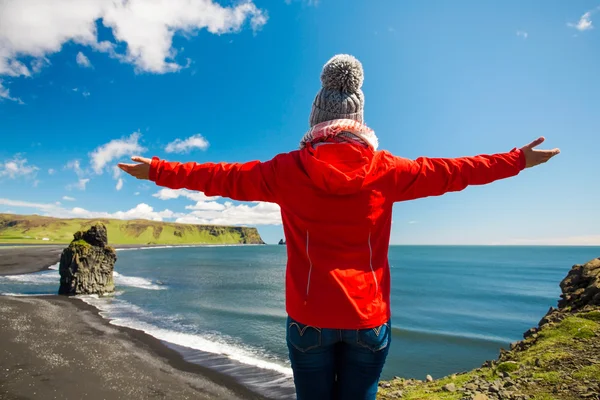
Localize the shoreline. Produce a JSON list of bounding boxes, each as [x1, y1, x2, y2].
[[0, 294, 266, 400], [0, 243, 263, 276], [0, 244, 291, 399]]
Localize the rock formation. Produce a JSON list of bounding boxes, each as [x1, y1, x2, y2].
[[58, 224, 117, 296], [378, 256, 600, 400], [278, 239, 286, 245], [559, 257, 600, 309]]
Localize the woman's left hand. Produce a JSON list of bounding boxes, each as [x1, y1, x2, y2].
[[118, 156, 152, 180]]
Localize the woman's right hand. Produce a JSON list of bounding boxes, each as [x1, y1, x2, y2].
[[520, 137, 560, 169], [118, 156, 152, 180]]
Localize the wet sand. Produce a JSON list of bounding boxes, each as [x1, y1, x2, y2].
[[0, 295, 265, 400]]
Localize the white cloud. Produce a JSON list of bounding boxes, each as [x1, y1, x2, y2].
[[64, 160, 90, 190], [185, 201, 226, 211], [0, 198, 181, 222], [0, 155, 38, 178], [0, 80, 24, 104], [153, 188, 218, 202], [48, 168, 56, 175], [66, 178, 90, 191], [112, 165, 122, 180], [0, 198, 57, 211], [1, 194, 281, 226], [134, 192, 140, 196], [408, 221, 418, 224], [516, 30, 528, 39], [0, 0, 267, 77], [65, 159, 85, 177], [76, 51, 92, 68], [153, 188, 280, 225], [89, 132, 146, 174], [568, 11, 594, 31], [62, 196, 76, 201], [165, 134, 210, 153], [30, 57, 50, 74], [82, 91, 91, 97], [116, 178, 124, 191], [177, 201, 281, 226]]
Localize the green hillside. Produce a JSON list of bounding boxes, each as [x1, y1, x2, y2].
[[0, 214, 265, 245]]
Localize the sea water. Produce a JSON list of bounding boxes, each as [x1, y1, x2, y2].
[[1, 245, 598, 398]]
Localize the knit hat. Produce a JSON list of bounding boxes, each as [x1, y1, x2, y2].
[[309, 54, 365, 127]]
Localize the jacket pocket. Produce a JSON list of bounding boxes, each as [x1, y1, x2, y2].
[[356, 322, 390, 352], [287, 317, 321, 353]]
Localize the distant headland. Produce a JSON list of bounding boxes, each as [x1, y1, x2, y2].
[[0, 213, 265, 245]]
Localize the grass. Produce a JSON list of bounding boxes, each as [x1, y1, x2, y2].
[[70, 239, 91, 248], [497, 361, 520, 373], [573, 365, 600, 380], [581, 311, 600, 322], [0, 214, 264, 245], [378, 370, 496, 400], [532, 394, 559, 400], [377, 313, 599, 399], [532, 371, 562, 385]]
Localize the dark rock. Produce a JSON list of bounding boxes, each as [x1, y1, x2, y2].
[[278, 239, 286, 245], [82, 224, 108, 247], [59, 224, 116, 296], [558, 258, 600, 310]]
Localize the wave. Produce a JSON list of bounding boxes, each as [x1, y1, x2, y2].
[[48, 262, 59, 270], [392, 326, 511, 347], [78, 295, 292, 376], [0, 269, 166, 291], [112, 271, 166, 291], [0, 270, 59, 285]]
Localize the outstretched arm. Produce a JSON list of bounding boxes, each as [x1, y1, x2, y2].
[[118, 156, 280, 203], [392, 137, 560, 202]]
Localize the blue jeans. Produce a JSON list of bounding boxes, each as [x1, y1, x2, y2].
[[286, 316, 391, 400]]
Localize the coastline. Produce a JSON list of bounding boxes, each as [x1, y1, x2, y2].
[[0, 244, 275, 400], [0, 294, 266, 400], [0, 243, 258, 276]]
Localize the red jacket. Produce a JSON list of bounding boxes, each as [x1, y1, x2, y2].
[[149, 143, 525, 329]]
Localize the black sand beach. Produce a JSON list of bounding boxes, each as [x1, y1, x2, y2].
[[0, 246, 266, 400], [0, 245, 63, 275]]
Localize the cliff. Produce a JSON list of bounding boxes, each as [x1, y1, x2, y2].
[[378, 257, 600, 400], [0, 214, 265, 245]]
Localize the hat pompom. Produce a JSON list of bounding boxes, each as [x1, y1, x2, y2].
[[320, 54, 364, 93]]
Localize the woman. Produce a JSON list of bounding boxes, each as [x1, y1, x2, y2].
[[118, 54, 559, 400]]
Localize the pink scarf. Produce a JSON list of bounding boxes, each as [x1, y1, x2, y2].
[[299, 119, 379, 151]]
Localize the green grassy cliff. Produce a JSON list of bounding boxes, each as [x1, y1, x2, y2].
[[0, 214, 265, 245], [378, 257, 600, 400]]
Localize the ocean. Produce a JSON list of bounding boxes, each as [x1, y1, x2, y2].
[[1, 245, 599, 399]]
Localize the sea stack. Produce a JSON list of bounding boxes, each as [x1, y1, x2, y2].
[[58, 224, 117, 296]]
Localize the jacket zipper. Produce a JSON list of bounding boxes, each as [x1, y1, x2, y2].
[[305, 230, 313, 304], [368, 231, 379, 295]]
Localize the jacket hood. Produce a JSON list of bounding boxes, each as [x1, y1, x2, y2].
[[299, 142, 375, 195]]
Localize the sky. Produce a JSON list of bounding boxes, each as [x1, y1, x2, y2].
[[0, 0, 599, 245]]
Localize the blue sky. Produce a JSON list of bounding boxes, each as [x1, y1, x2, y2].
[[0, 0, 599, 245]]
